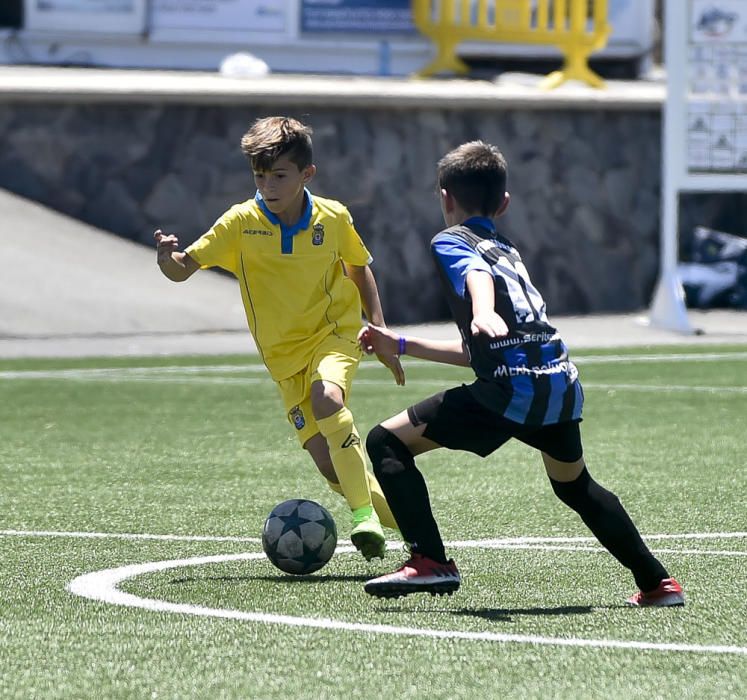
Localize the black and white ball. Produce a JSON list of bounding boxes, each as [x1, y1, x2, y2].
[[262, 499, 337, 575]]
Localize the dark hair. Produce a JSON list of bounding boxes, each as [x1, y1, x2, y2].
[[240, 116, 313, 171], [437, 141, 508, 216]]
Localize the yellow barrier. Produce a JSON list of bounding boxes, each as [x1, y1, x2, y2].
[[412, 0, 611, 89]]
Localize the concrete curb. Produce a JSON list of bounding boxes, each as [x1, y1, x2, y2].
[[2, 185, 745, 360]]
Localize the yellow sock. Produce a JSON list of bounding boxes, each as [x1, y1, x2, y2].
[[326, 473, 397, 530], [366, 472, 397, 529], [316, 407, 371, 512]]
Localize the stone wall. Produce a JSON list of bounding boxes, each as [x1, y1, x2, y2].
[[0, 100, 743, 323]]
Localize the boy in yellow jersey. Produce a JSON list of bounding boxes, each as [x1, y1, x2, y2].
[[154, 116, 402, 560]]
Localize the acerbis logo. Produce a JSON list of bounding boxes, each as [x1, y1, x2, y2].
[[341, 433, 360, 448], [243, 229, 273, 236]]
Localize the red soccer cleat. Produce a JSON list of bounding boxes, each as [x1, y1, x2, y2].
[[364, 553, 460, 599], [626, 577, 685, 607]]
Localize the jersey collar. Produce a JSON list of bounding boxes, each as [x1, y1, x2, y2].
[[463, 216, 496, 235], [255, 189, 314, 254]]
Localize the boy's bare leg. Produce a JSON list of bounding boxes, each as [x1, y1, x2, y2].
[[541, 454, 585, 482]]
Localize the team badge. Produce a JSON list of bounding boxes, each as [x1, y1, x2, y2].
[[312, 224, 325, 246], [289, 406, 305, 431]]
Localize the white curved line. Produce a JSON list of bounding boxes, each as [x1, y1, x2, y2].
[[67, 541, 747, 656]]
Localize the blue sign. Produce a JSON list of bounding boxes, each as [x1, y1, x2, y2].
[[300, 0, 416, 34]]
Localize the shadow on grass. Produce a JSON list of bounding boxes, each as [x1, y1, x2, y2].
[[454, 605, 595, 622], [376, 604, 628, 622]]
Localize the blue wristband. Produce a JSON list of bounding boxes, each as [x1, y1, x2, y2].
[[398, 336, 406, 356]]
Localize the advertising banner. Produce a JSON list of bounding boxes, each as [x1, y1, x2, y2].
[[151, 0, 292, 34], [24, 0, 147, 33], [686, 0, 747, 173], [300, 0, 415, 34]]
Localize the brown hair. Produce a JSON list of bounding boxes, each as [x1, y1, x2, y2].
[[240, 116, 313, 172], [437, 141, 508, 216]]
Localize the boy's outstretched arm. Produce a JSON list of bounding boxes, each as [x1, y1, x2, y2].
[[466, 269, 509, 338], [360, 324, 470, 368], [346, 264, 405, 385], [154, 230, 200, 282], [360, 268, 507, 368]]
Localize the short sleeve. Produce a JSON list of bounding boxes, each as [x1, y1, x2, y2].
[[185, 208, 242, 276], [338, 207, 373, 266], [432, 233, 492, 298]]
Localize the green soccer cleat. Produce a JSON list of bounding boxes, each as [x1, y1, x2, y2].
[[350, 507, 386, 561]]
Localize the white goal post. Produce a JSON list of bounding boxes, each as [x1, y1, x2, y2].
[[649, 0, 747, 332]]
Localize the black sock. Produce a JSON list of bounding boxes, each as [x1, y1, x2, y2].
[[366, 425, 448, 563], [550, 467, 669, 591]]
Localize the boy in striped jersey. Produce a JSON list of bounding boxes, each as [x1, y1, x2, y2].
[[361, 141, 683, 607]]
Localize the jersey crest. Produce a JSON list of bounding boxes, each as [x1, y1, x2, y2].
[[289, 406, 306, 431]]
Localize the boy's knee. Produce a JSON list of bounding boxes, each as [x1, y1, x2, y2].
[[366, 425, 413, 478], [550, 467, 618, 511], [550, 467, 589, 505], [310, 380, 345, 419]]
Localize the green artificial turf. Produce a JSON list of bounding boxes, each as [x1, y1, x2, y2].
[[1, 347, 745, 699]]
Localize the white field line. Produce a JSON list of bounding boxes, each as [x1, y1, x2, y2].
[[0, 370, 745, 393], [1, 349, 746, 382], [1, 528, 740, 653], [583, 383, 747, 393], [2, 352, 746, 393], [4, 529, 747, 544], [9, 529, 742, 557], [643, 548, 747, 557], [574, 352, 747, 364], [448, 532, 747, 545], [65, 540, 747, 657], [475, 544, 747, 557], [0, 529, 262, 543]]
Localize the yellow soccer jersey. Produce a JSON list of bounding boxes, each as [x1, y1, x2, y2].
[[185, 190, 372, 381]]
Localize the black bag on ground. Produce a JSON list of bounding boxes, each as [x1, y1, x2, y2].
[[679, 227, 747, 309]]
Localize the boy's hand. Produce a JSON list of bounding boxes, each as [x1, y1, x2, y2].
[[154, 229, 180, 266], [358, 325, 405, 386], [470, 311, 509, 338]]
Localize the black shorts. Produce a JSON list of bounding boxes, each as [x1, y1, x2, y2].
[[407, 385, 583, 462]]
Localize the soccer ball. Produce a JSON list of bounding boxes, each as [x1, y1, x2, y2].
[[261, 499, 337, 575]]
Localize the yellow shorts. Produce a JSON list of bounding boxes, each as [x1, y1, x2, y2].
[[277, 334, 362, 446]]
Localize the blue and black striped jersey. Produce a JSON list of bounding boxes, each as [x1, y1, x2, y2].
[[431, 217, 584, 426]]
